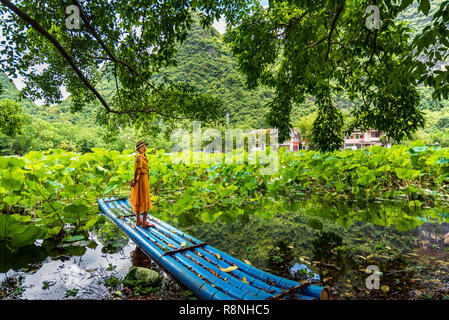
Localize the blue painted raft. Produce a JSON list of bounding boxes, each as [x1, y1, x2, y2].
[[98, 198, 330, 300]]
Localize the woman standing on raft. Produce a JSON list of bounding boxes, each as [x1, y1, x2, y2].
[[130, 140, 154, 228]]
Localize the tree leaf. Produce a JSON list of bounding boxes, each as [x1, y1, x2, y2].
[[418, 0, 430, 15], [219, 265, 238, 272]]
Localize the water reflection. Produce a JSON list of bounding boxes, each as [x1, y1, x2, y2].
[[2, 198, 449, 300], [0, 220, 188, 300], [131, 247, 153, 269], [418, 223, 449, 249], [183, 198, 449, 299], [0, 230, 136, 300]]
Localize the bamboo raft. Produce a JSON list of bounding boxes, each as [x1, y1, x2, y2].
[[98, 198, 330, 300]]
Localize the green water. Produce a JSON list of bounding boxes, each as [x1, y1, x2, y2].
[[1, 198, 449, 300], [182, 198, 449, 299]]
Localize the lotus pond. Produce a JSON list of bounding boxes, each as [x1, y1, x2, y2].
[[1, 196, 449, 300], [1, 144, 449, 299]]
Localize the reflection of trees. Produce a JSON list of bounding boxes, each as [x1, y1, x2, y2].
[[130, 247, 153, 269], [417, 223, 449, 249], [0, 242, 48, 273], [282, 197, 446, 232], [95, 222, 129, 254]]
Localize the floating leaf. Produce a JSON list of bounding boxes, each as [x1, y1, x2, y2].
[[219, 265, 238, 272], [82, 217, 99, 231], [64, 235, 85, 243], [436, 157, 449, 165], [418, 0, 430, 15]]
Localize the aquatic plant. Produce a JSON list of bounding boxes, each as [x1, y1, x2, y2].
[[1, 142, 448, 250]]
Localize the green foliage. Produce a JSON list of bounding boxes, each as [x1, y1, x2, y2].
[[0, 16, 274, 155], [223, 0, 435, 148], [408, 0, 449, 100], [1, 5, 449, 154], [103, 276, 122, 288], [268, 142, 449, 204], [64, 288, 79, 298], [2, 143, 448, 250], [42, 281, 56, 290], [2, 1, 448, 152], [154, 20, 274, 129], [307, 218, 324, 231], [0, 2, 253, 142], [0, 148, 135, 250], [405, 106, 449, 147], [293, 112, 316, 145], [0, 99, 23, 137], [0, 214, 45, 248], [312, 101, 344, 152], [123, 267, 161, 287]]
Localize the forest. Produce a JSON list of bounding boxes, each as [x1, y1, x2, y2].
[[1, 3, 449, 155]]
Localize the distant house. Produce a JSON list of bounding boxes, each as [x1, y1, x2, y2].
[[280, 128, 391, 151], [300, 138, 312, 150], [343, 129, 390, 150], [279, 129, 301, 152], [249, 128, 389, 152]]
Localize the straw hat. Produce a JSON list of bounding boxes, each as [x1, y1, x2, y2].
[[135, 140, 148, 150]]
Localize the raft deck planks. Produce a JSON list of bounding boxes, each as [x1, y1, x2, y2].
[[98, 197, 329, 300]]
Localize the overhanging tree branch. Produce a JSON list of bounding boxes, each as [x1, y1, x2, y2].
[[326, 4, 344, 60], [365, 28, 378, 78], [0, 0, 113, 113], [0, 0, 190, 119], [306, 36, 327, 49], [71, 0, 162, 94]]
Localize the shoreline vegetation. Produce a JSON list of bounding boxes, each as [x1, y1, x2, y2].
[[1, 141, 448, 252]]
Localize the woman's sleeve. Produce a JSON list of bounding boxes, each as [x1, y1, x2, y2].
[[135, 155, 143, 169]]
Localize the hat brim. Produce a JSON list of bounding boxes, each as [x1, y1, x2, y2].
[[136, 142, 148, 149]]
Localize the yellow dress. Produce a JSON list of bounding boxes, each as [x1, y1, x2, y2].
[[130, 153, 152, 213]]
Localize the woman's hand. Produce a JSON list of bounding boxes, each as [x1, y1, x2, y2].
[[130, 168, 140, 187]]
